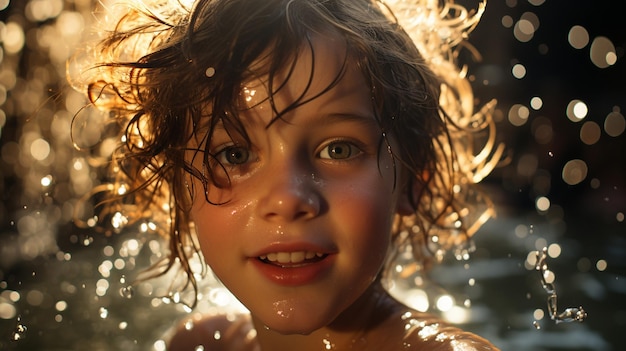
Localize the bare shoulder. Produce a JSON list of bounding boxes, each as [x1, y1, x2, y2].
[[167, 313, 259, 351], [376, 310, 500, 351]]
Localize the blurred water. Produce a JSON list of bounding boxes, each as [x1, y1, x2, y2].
[[1, 0, 624, 350], [0, 202, 622, 350]]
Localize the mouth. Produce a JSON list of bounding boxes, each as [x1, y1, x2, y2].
[[258, 251, 328, 267], [251, 247, 335, 285]]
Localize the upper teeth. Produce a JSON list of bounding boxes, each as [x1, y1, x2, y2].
[[259, 251, 324, 264]]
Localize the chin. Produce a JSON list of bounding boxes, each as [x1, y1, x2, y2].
[[256, 308, 334, 336], [263, 318, 323, 335]]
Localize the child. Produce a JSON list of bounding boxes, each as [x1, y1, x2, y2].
[[70, 0, 502, 349]]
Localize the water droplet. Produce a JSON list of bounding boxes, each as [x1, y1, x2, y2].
[[184, 320, 194, 330], [555, 307, 587, 323], [120, 286, 134, 299], [194, 346, 205, 351], [82, 236, 93, 246], [12, 317, 27, 341], [205, 67, 215, 78], [99, 307, 109, 319]]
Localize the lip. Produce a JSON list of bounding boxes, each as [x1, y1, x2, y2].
[[250, 254, 335, 286], [249, 242, 336, 286]]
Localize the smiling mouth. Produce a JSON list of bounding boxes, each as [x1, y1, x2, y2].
[[258, 251, 327, 266]]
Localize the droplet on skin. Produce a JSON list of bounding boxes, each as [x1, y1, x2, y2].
[[272, 300, 294, 319]]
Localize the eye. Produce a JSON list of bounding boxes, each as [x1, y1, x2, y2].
[[319, 141, 361, 160], [216, 145, 251, 165]]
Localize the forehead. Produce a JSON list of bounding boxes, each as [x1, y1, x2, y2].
[[241, 34, 370, 115]]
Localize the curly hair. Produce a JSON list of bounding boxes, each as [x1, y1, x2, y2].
[[68, 0, 502, 305]]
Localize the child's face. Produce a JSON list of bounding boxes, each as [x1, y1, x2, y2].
[[189, 36, 408, 334]]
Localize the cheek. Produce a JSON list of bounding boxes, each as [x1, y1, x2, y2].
[[192, 213, 236, 280], [331, 178, 397, 251], [190, 203, 229, 256], [332, 169, 398, 222], [190, 200, 253, 254]]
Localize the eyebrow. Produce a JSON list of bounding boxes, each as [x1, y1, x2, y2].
[[311, 111, 379, 128], [195, 103, 380, 138]]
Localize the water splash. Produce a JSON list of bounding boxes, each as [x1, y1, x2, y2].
[[534, 247, 587, 326], [12, 316, 27, 341]]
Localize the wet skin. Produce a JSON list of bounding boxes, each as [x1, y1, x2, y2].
[[186, 34, 416, 350], [173, 32, 500, 351]]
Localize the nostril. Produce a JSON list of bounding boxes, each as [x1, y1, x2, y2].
[[259, 186, 321, 222]]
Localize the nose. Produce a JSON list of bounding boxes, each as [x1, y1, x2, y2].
[[256, 161, 321, 223]]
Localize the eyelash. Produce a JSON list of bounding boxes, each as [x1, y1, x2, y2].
[[213, 144, 253, 166], [318, 140, 363, 160], [207, 138, 365, 181]]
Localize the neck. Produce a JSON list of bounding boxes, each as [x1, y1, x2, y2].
[[251, 283, 402, 351]]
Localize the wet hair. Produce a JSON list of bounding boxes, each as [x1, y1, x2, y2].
[[69, 0, 501, 304]]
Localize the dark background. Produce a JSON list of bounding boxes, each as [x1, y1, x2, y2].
[[1, 0, 624, 350]]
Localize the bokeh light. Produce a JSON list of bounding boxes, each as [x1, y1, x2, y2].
[[566, 99, 588, 122], [604, 109, 625, 137], [508, 103, 530, 126], [580, 121, 601, 145], [568, 25, 589, 49], [0, 1, 623, 350], [512, 63, 527, 79], [590, 36, 617, 68], [562, 159, 588, 185]]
